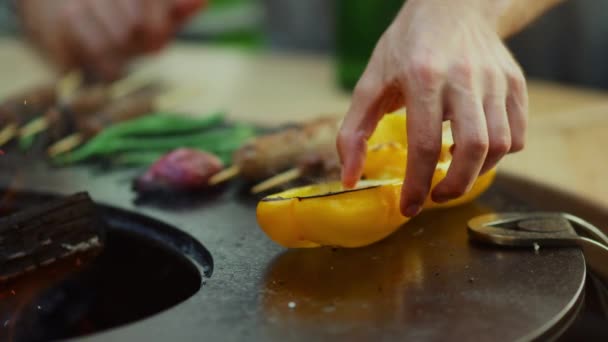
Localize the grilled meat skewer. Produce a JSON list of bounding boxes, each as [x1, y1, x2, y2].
[[0, 83, 58, 146], [19, 77, 160, 140], [250, 148, 341, 194], [47, 87, 190, 156], [209, 116, 340, 185]]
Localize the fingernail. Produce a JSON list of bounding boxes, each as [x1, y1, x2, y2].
[[341, 168, 355, 188], [403, 204, 422, 218]]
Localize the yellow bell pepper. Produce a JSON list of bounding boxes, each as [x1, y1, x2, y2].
[[256, 111, 496, 248], [257, 171, 495, 248], [364, 113, 454, 180], [366, 110, 407, 146]]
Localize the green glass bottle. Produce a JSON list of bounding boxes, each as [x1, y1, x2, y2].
[[335, 0, 405, 91]]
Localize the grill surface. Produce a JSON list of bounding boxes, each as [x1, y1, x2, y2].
[[1, 157, 607, 341]]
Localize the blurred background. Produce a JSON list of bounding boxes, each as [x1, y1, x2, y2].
[[0, 0, 607, 90]]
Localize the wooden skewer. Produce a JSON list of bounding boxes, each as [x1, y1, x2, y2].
[[0, 124, 17, 147], [47, 88, 197, 157], [18, 116, 49, 138], [250, 168, 302, 194], [57, 70, 83, 102], [108, 74, 154, 99], [209, 165, 241, 186], [47, 134, 84, 158], [153, 87, 198, 110]]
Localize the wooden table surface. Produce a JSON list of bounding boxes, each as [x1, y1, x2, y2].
[[2, 38, 608, 208]]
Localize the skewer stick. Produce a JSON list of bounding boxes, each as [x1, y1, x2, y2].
[[250, 168, 302, 194], [108, 75, 154, 99], [209, 165, 241, 186], [47, 134, 83, 157], [153, 87, 198, 110], [47, 88, 197, 157], [18, 116, 49, 138], [57, 70, 83, 103], [0, 124, 17, 147]]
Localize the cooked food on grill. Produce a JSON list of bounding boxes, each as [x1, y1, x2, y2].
[[134, 148, 224, 193]]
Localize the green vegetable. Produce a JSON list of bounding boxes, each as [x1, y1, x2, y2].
[[57, 124, 255, 164], [111, 149, 234, 168], [111, 151, 167, 167], [19, 134, 36, 151], [93, 111, 226, 139]]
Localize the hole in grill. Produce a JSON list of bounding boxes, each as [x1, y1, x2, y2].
[[0, 190, 213, 342]]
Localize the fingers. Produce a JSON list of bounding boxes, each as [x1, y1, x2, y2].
[[506, 66, 528, 153], [89, 0, 129, 50], [59, 0, 126, 80], [45, 21, 76, 72], [337, 71, 386, 189], [479, 71, 510, 174], [340, 62, 524, 212], [113, 0, 141, 56], [172, 0, 206, 25], [26, 0, 196, 79], [138, 1, 173, 52], [117, 0, 140, 26], [400, 74, 444, 217], [64, 2, 118, 79], [431, 84, 488, 203], [58, 0, 185, 79]]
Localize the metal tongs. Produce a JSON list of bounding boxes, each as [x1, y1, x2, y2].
[[468, 212, 608, 284]]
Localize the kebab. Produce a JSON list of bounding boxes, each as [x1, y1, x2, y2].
[[18, 75, 159, 142], [132, 113, 405, 194], [250, 112, 457, 194], [0, 82, 59, 146], [250, 148, 341, 193], [0, 71, 83, 147], [47, 88, 195, 157], [209, 116, 341, 187]]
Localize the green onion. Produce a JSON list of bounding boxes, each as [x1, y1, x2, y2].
[[110, 151, 167, 167], [93, 111, 226, 139], [56, 123, 255, 165], [111, 149, 234, 168]]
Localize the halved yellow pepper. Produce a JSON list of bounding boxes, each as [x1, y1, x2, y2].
[[256, 111, 496, 248], [366, 110, 407, 146], [363, 115, 454, 179], [257, 170, 495, 248]]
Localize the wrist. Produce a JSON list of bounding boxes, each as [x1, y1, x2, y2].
[[490, 0, 565, 38], [395, 0, 501, 33]]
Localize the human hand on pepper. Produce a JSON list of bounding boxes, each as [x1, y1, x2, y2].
[[337, 0, 529, 218], [18, 0, 206, 81]]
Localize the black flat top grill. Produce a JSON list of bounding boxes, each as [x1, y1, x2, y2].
[[1, 156, 607, 341]]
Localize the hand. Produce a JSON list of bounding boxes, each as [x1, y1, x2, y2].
[[18, 0, 205, 80], [337, 0, 528, 217]]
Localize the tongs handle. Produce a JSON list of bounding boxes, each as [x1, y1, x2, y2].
[[564, 213, 608, 247], [577, 237, 608, 285]]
